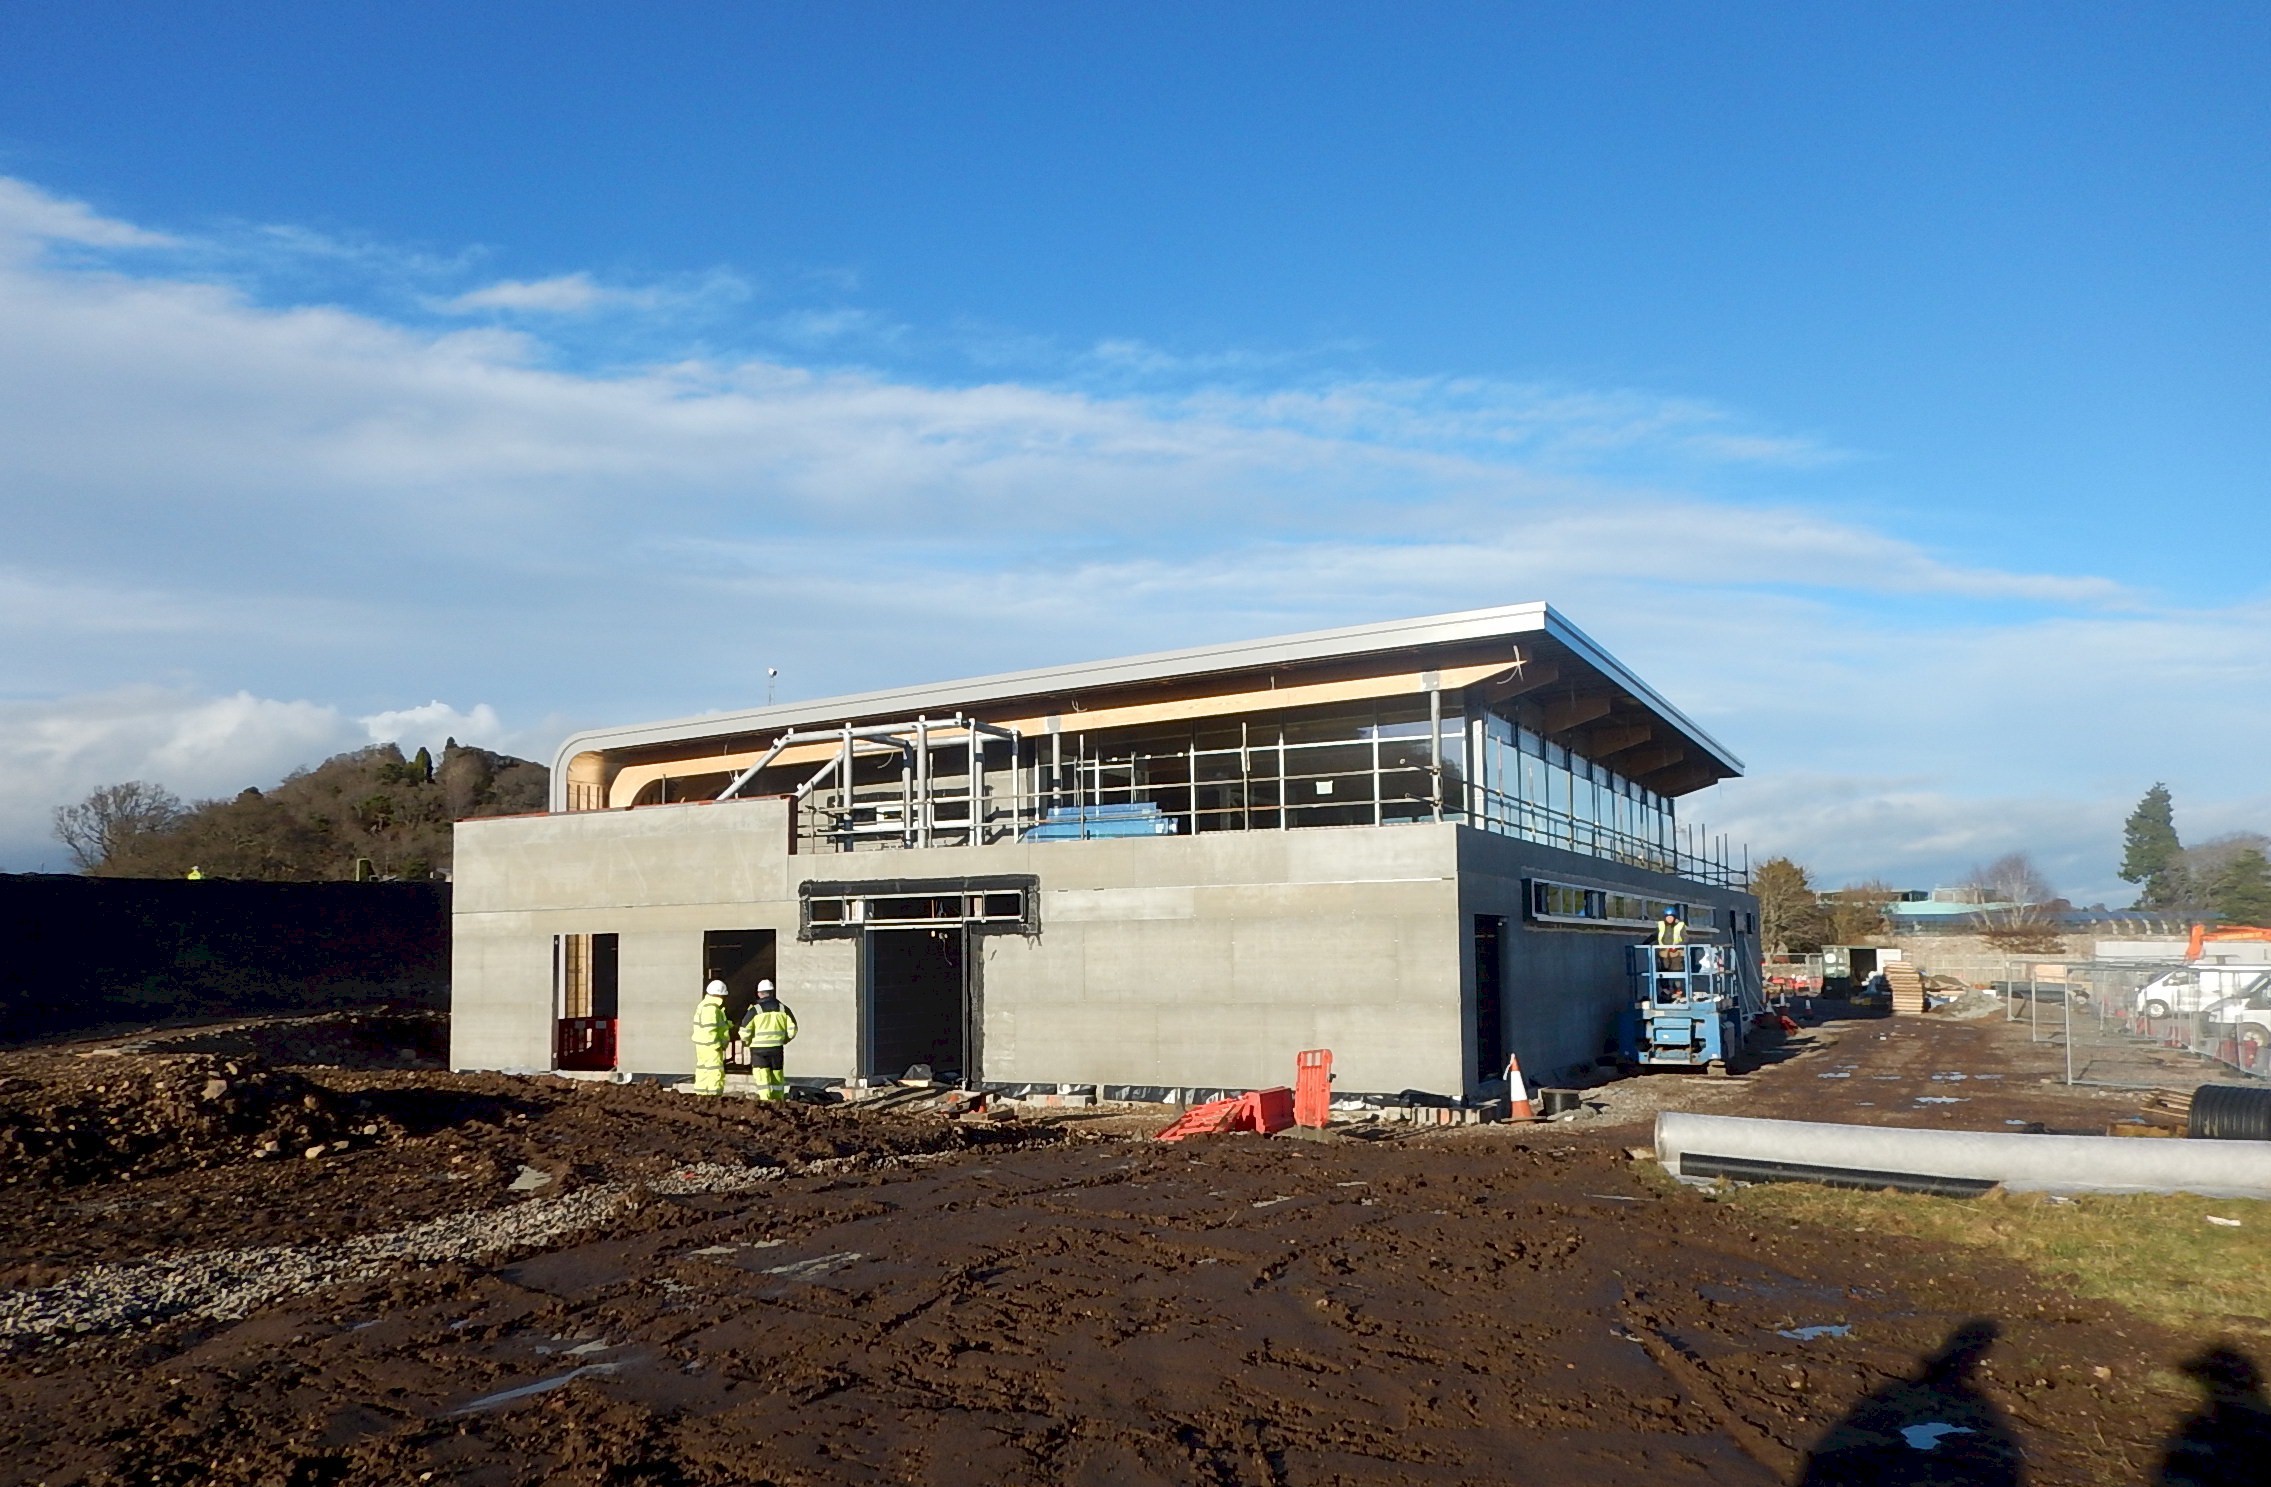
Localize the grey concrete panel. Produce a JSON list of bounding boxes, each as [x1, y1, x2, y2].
[[448, 930, 552, 1073], [453, 798, 792, 914], [616, 930, 706, 1077]]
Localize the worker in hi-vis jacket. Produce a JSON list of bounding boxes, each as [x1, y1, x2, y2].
[[1655, 908, 1687, 971], [740, 978, 798, 1102], [690, 978, 732, 1096]]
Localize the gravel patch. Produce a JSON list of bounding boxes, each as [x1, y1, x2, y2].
[[0, 1149, 962, 1343]]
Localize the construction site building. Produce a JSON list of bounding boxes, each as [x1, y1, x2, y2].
[[451, 603, 1758, 1100]]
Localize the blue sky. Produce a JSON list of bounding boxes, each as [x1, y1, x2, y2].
[[1, 3, 2266, 900]]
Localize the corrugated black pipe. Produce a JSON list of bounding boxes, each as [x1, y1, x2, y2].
[[2191, 1084, 2271, 1142]]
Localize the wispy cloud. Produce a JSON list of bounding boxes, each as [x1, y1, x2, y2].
[[443, 272, 619, 314]]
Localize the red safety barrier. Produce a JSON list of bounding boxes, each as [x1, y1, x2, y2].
[[1294, 1049, 1333, 1128], [1156, 1085, 1298, 1141], [555, 1017, 617, 1072], [1246, 1086, 1295, 1133]]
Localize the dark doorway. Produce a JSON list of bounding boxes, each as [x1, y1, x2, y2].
[[703, 928, 778, 1026], [1474, 915, 1507, 1080], [866, 928, 968, 1083]]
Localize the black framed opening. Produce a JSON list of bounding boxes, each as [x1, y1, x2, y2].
[[1474, 914, 1507, 1081], [702, 928, 778, 1027], [863, 927, 969, 1084]]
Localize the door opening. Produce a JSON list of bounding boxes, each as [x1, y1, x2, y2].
[[555, 932, 620, 1071], [1473, 915, 1507, 1081], [865, 928, 968, 1084], [703, 929, 779, 1029]]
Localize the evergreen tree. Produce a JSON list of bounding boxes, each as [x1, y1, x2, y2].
[[2119, 783, 2189, 909], [2211, 849, 2271, 928]]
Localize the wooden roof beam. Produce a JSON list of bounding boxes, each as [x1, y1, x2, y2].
[[1472, 661, 1560, 707], [1641, 760, 1722, 797], [1544, 695, 1614, 735], [1616, 744, 1684, 777], [1581, 723, 1653, 758]]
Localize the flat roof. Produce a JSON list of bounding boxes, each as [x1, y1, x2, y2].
[[551, 602, 1742, 806]]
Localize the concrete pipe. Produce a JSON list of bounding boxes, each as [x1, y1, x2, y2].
[[1654, 1111, 2271, 1200]]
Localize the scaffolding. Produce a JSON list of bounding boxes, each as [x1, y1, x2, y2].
[[711, 700, 1747, 886]]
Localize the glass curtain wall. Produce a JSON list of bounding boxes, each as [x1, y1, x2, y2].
[[1468, 700, 1677, 868], [1050, 700, 1461, 832]]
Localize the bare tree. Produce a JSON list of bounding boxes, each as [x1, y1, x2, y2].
[[51, 781, 185, 872], [1964, 852, 2066, 950], [1820, 879, 1894, 944], [1752, 856, 1826, 954]]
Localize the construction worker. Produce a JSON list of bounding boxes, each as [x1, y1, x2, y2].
[[690, 978, 731, 1096], [184, 865, 204, 881], [1656, 907, 1687, 970], [740, 978, 798, 1102]]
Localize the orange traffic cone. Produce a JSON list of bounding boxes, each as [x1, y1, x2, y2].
[[1504, 1050, 1536, 1121]]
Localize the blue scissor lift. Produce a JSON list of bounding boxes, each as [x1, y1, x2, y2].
[[1617, 943, 1751, 1075]]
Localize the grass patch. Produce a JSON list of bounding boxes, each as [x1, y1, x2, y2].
[[1724, 1181, 2271, 1336]]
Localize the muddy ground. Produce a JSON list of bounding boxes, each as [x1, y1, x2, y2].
[[0, 1004, 2261, 1485]]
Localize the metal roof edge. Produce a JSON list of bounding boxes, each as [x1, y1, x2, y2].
[[1536, 606, 1745, 775], [549, 600, 1741, 805]]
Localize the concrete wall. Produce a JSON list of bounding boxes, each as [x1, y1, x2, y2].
[[1456, 830, 1759, 1084], [453, 798, 1465, 1093], [452, 797, 1751, 1099], [451, 798, 804, 1073]]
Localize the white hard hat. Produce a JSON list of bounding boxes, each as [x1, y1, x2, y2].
[[703, 979, 728, 998], [755, 978, 776, 994]]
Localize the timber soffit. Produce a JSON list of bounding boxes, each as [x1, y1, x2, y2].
[[549, 602, 1744, 806]]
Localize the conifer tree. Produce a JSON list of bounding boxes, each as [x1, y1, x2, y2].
[[2211, 848, 2271, 927], [2118, 784, 2189, 910]]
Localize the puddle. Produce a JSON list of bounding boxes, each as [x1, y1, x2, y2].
[[1914, 1096, 1966, 1105], [1776, 1324, 1852, 1340], [1930, 1073, 1969, 1082], [507, 1166, 553, 1193], [2005, 1119, 2030, 1126], [760, 1251, 865, 1280], [1816, 1072, 1852, 1080], [1252, 1196, 1295, 1208], [686, 1245, 739, 1258], [449, 1363, 621, 1415], [1901, 1423, 1975, 1451]]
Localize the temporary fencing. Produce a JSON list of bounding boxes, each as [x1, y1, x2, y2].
[[1912, 953, 2271, 1088]]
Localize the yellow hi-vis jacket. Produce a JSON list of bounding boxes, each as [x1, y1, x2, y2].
[[742, 1003, 798, 1050], [1656, 919, 1687, 946], [692, 996, 732, 1050]]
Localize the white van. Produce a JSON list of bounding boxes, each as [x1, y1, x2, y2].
[[2201, 990, 2271, 1069], [2135, 966, 2271, 1020]]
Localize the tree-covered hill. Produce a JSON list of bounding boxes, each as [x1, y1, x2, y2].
[[54, 740, 547, 881]]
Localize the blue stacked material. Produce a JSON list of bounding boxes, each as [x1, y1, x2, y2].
[[1020, 803, 1181, 842]]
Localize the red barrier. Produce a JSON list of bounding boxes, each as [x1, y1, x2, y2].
[[555, 1017, 617, 1071], [1294, 1049, 1333, 1128], [1156, 1085, 1298, 1141]]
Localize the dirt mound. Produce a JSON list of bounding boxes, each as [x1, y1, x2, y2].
[[0, 1054, 363, 1188], [145, 1008, 447, 1069]]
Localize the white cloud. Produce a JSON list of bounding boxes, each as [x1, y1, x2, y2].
[[443, 273, 614, 314], [0, 178, 176, 255], [361, 701, 507, 756], [0, 174, 2263, 896], [0, 688, 362, 870]]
